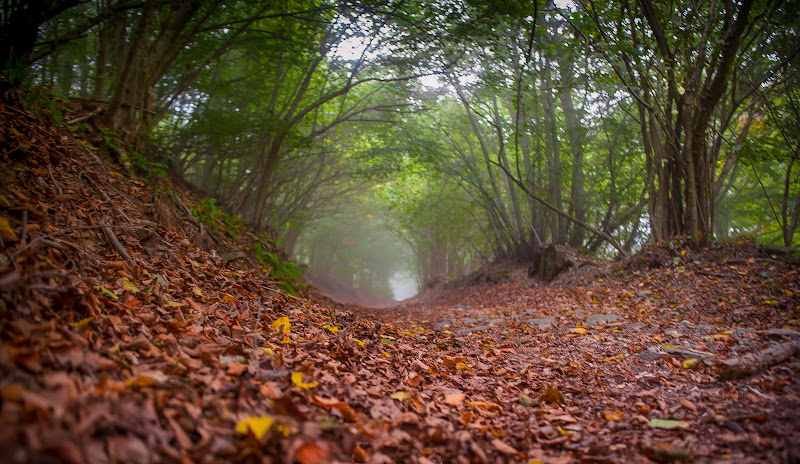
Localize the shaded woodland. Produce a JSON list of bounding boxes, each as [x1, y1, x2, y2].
[[2, 2, 800, 463], [2, 0, 798, 293]]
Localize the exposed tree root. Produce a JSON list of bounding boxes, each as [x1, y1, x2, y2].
[[716, 341, 800, 380]]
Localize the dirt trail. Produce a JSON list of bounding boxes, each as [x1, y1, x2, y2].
[[342, 257, 800, 463]]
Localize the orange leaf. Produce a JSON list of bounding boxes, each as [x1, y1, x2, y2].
[[443, 392, 466, 407], [295, 442, 329, 464], [352, 445, 368, 463]]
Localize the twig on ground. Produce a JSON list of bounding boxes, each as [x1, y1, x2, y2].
[[47, 165, 63, 196], [8, 225, 105, 260], [66, 107, 102, 125], [102, 224, 135, 264], [40, 238, 66, 250], [20, 210, 28, 243]]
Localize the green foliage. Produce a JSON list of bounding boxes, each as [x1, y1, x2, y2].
[[18, 86, 72, 125], [254, 239, 307, 296], [190, 198, 246, 240]]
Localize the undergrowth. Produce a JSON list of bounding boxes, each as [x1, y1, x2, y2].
[[190, 198, 245, 239], [254, 238, 307, 296]]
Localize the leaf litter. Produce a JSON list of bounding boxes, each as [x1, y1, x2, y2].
[[1, 90, 800, 463]]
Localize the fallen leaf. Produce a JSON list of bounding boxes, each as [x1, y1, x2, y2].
[[604, 409, 624, 421], [122, 278, 139, 293], [352, 445, 368, 463], [539, 384, 565, 404], [391, 391, 411, 401], [642, 442, 692, 462], [273, 316, 291, 334], [226, 362, 247, 376], [322, 324, 339, 333], [0, 216, 18, 242], [569, 327, 587, 335], [649, 418, 690, 429], [94, 285, 119, 300], [295, 441, 329, 464], [443, 392, 466, 407], [292, 371, 318, 390], [491, 438, 519, 455], [235, 415, 273, 439], [353, 338, 366, 347]]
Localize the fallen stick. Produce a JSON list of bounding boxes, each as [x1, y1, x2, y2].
[[102, 224, 135, 264], [715, 341, 800, 380]]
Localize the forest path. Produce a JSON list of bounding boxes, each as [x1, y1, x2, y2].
[[343, 257, 800, 462]]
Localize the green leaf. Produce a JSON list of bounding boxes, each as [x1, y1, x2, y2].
[[649, 418, 690, 429], [94, 285, 119, 300]]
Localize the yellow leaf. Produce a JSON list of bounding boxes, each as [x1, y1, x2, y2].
[[162, 299, 183, 308], [604, 353, 624, 362], [322, 324, 339, 334], [679, 250, 686, 256], [604, 410, 624, 421], [122, 278, 139, 293], [235, 415, 274, 439], [0, 216, 19, 243], [291, 371, 318, 390], [281, 336, 292, 344], [398, 330, 414, 336], [273, 316, 291, 335], [569, 327, 587, 335], [124, 375, 154, 388], [353, 339, 365, 348], [455, 363, 471, 370], [443, 330, 453, 334], [785, 290, 793, 297], [682, 358, 700, 369], [390, 391, 411, 401], [260, 347, 275, 356], [71, 317, 94, 328], [192, 287, 204, 297], [417, 327, 425, 332], [381, 351, 392, 358]]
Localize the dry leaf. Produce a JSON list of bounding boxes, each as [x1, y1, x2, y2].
[[295, 441, 329, 464], [443, 392, 466, 407], [292, 371, 318, 390], [235, 416, 274, 439], [352, 445, 368, 463]]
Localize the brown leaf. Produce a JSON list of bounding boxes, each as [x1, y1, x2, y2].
[[491, 438, 519, 455], [352, 445, 368, 463], [539, 384, 565, 404], [443, 391, 466, 407], [226, 361, 247, 376], [295, 441, 329, 464]]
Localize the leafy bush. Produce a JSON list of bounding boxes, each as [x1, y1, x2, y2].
[[254, 238, 306, 296], [18, 85, 72, 125], [190, 197, 245, 239]]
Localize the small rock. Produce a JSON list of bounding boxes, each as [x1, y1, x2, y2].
[[635, 351, 666, 362], [585, 314, 623, 326]]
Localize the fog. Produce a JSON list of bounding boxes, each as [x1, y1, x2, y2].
[[294, 206, 419, 305]]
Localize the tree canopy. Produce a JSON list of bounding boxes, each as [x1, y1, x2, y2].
[[4, 0, 799, 293]]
